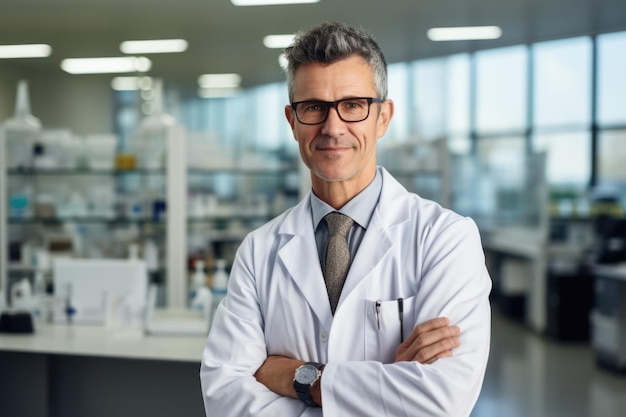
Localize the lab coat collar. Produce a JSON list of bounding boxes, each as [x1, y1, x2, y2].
[[278, 196, 333, 326], [336, 167, 410, 309], [276, 167, 411, 324]]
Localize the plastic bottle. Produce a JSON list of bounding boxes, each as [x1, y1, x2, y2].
[[32, 269, 48, 323], [143, 239, 159, 272], [128, 243, 140, 260], [11, 277, 33, 311], [189, 259, 206, 301], [130, 79, 175, 170], [31, 248, 50, 324], [189, 260, 213, 323], [211, 259, 229, 317], [3, 80, 42, 169]]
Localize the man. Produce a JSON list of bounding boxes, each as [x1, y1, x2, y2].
[[200, 21, 491, 416]]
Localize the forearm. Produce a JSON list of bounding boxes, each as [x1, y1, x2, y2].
[[254, 357, 323, 406], [201, 317, 310, 416], [321, 353, 487, 417], [201, 361, 307, 416], [254, 316, 460, 408]]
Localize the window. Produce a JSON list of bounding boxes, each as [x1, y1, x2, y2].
[[533, 131, 590, 189], [248, 83, 291, 151], [385, 62, 410, 142], [598, 129, 626, 185], [532, 37, 592, 128], [445, 53, 471, 153], [597, 31, 626, 126], [411, 58, 446, 141], [475, 46, 528, 134]]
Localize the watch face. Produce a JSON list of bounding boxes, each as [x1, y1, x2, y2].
[[295, 365, 318, 384]]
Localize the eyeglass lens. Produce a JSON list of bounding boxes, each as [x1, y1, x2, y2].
[[294, 98, 376, 125]]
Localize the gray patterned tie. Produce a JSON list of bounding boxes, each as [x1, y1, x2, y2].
[[323, 212, 354, 314]]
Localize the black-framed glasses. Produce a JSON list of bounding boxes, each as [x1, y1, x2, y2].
[[290, 97, 383, 125]]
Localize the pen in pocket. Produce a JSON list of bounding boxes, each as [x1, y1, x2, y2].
[[375, 299, 381, 330], [397, 297, 404, 343]]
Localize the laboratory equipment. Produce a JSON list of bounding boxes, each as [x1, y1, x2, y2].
[[129, 79, 175, 169], [128, 78, 187, 309], [3, 80, 42, 169], [52, 259, 148, 325], [143, 284, 212, 336], [32, 251, 52, 325], [11, 278, 33, 311], [189, 260, 206, 299], [1, 80, 42, 308], [591, 264, 626, 372], [211, 259, 229, 317]]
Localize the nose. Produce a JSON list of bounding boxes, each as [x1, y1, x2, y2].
[[320, 105, 345, 136]]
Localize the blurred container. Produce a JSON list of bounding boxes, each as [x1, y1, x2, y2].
[[84, 134, 117, 170], [33, 129, 75, 169], [3, 80, 41, 169], [34, 193, 56, 219], [130, 79, 175, 169], [115, 153, 137, 170]]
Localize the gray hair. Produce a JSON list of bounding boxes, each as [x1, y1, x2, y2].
[[284, 21, 388, 102]]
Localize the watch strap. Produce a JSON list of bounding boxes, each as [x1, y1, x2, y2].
[[294, 362, 324, 407]]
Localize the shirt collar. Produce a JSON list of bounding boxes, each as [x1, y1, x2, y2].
[[311, 167, 383, 230]]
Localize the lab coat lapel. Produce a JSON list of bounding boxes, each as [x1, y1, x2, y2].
[[338, 168, 410, 305], [278, 196, 333, 327], [339, 210, 393, 299]]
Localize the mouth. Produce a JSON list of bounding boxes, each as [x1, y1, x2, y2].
[[314, 139, 353, 153], [317, 145, 350, 151]]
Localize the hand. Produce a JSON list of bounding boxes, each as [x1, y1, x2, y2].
[[395, 317, 460, 364]]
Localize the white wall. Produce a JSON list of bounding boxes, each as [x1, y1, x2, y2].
[[0, 70, 114, 136]]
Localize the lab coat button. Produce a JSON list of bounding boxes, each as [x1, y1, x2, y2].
[[320, 331, 328, 342]]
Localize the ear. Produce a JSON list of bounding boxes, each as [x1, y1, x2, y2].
[[285, 105, 297, 135], [376, 99, 394, 139]]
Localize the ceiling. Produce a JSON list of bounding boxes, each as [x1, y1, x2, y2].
[[1, 0, 625, 94]]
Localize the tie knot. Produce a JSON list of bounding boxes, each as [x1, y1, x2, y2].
[[324, 212, 353, 238]]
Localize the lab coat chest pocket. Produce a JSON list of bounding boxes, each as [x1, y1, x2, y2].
[[364, 295, 418, 363]]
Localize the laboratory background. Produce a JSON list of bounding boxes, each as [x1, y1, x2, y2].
[[1, 0, 626, 416]]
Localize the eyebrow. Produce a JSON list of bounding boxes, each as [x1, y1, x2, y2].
[[294, 96, 372, 102]]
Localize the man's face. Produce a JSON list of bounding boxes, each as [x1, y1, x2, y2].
[[285, 55, 393, 187]]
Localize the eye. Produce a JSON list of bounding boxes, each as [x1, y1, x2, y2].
[[340, 99, 367, 112], [301, 102, 325, 113]]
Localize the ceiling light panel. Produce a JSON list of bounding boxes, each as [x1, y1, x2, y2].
[[231, 0, 319, 6], [61, 57, 152, 74], [111, 76, 153, 91], [0, 44, 52, 59], [120, 39, 188, 54], [198, 87, 241, 99], [427, 26, 502, 41], [263, 34, 295, 49], [198, 73, 242, 88]]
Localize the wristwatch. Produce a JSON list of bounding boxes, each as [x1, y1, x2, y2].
[[293, 362, 324, 407]]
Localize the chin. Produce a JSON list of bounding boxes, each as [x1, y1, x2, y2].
[[312, 166, 355, 182]]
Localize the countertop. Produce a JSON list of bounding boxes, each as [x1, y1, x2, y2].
[[0, 322, 207, 362]]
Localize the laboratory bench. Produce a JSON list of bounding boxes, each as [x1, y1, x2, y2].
[[591, 263, 626, 373], [0, 323, 207, 417]]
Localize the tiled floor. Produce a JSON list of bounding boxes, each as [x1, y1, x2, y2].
[[471, 311, 626, 417]]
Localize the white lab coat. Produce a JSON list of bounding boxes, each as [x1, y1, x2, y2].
[[201, 167, 491, 417]]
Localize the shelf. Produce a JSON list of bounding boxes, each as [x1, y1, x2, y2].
[[8, 214, 273, 225], [7, 167, 298, 177], [387, 168, 444, 177], [188, 166, 297, 176], [7, 168, 165, 176], [8, 217, 165, 225]]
